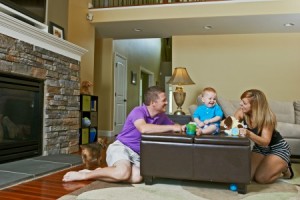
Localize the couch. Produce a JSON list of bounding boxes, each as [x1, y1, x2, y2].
[[189, 96, 300, 156], [140, 133, 251, 194]]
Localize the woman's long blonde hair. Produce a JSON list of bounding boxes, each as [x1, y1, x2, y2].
[[241, 89, 276, 134]]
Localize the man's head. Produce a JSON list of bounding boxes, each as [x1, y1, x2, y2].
[[144, 86, 167, 113], [144, 86, 165, 105]]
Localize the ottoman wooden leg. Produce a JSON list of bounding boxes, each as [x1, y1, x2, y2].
[[144, 176, 153, 185], [237, 184, 247, 194]]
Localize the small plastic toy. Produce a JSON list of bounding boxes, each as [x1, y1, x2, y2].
[[229, 183, 237, 191], [82, 117, 91, 127]]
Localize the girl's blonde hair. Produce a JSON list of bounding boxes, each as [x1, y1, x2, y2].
[[241, 89, 276, 134]]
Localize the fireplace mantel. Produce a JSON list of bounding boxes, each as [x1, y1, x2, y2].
[[0, 12, 87, 61]]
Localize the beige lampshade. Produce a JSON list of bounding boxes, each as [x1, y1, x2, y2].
[[167, 67, 195, 85]]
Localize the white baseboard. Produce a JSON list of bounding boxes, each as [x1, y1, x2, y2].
[[98, 130, 115, 137]]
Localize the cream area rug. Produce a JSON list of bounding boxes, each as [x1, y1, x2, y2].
[[59, 163, 300, 200]]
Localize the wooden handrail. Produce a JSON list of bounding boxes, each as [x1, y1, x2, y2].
[[91, 0, 226, 9]]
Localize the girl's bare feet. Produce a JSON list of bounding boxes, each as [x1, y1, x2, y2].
[[79, 169, 92, 173], [282, 163, 294, 179], [62, 171, 88, 182]]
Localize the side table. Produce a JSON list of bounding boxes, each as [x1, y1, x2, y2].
[[167, 114, 192, 125]]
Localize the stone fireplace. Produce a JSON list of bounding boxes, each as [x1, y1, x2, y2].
[[0, 12, 87, 162]]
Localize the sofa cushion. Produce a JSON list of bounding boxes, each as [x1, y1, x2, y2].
[[269, 100, 295, 124], [188, 104, 198, 116], [217, 96, 240, 117], [188, 95, 203, 116], [277, 122, 300, 139], [294, 101, 300, 125]]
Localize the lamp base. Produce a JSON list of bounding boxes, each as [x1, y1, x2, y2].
[[173, 88, 186, 116], [174, 110, 185, 115]]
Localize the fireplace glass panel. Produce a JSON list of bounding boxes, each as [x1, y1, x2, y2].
[[0, 74, 43, 163]]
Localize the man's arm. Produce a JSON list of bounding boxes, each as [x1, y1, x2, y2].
[[134, 118, 182, 134]]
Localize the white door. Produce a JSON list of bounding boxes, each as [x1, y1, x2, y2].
[[114, 53, 127, 135], [165, 76, 172, 114]]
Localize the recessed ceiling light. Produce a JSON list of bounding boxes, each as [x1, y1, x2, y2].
[[284, 23, 295, 27], [203, 25, 213, 30], [133, 28, 142, 32]]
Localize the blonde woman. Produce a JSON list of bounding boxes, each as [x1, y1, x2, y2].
[[235, 89, 293, 183]]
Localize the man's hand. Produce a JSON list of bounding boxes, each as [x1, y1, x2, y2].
[[173, 124, 182, 133], [181, 124, 186, 132]]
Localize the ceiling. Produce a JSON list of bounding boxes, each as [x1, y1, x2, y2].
[[93, 13, 300, 39], [90, 1, 300, 39]]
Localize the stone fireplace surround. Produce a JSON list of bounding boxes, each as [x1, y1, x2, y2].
[[0, 12, 87, 156]]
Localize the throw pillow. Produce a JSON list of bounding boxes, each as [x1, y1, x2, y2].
[[188, 104, 198, 116], [269, 100, 295, 124], [294, 100, 300, 124], [188, 95, 203, 116], [217, 97, 239, 117]]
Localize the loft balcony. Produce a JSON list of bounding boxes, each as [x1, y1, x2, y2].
[[88, 0, 300, 39], [91, 0, 227, 9]]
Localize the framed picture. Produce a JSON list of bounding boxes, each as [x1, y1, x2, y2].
[[131, 71, 137, 85], [49, 22, 64, 39]]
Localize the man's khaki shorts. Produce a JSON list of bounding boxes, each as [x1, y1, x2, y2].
[[106, 140, 140, 167]]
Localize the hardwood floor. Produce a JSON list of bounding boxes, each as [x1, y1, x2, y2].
[[0, 137, 113, 200], [0, 164, 91, 199]]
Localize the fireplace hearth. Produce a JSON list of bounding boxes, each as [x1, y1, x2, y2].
[[0, 73, 44, 163]]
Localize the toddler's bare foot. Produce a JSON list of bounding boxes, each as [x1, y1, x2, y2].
[[196, 129, 202, 136], [62, 171, 88, 182]]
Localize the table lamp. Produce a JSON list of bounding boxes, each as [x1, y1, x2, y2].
[[167, 67, 195, 115]]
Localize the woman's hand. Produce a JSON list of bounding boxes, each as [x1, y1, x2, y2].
[[239, 128, 249, 137]]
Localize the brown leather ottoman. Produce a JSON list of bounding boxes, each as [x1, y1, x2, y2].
[[140, 133, 251, 194]]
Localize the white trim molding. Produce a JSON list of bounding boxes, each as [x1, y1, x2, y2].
[[0, 12, 87, 61], [98, 130, 115, 137]]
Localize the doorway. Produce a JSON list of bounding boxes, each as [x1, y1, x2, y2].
[[139, 67, 155, 105]]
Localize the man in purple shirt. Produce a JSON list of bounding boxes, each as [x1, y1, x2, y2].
[[63, 86, 183, 183]]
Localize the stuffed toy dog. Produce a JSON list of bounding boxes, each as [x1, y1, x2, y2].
[[80, 81, 93, 95], [222, 116, 247, 136]]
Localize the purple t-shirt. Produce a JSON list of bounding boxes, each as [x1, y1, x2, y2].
[[116, 104, 174, 154]]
